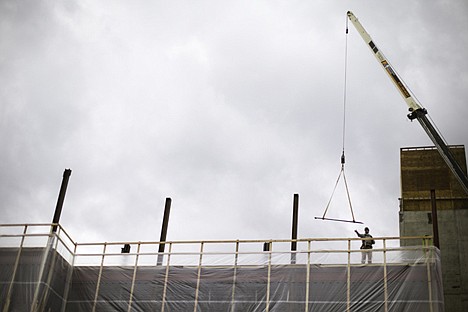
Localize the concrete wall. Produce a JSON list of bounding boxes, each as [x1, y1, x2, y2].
[[399, 145, 468, 312], [400, 210, 468, 311]]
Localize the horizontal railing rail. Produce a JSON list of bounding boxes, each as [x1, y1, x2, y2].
[[0, 223, 434, 267]]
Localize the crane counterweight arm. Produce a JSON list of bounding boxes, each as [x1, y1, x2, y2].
[[347, 11, 468, 195]]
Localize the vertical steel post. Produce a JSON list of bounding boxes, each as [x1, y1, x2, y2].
[[194, 242, 204, 312], [52, 169, 72, 232], [266, 241, 272, 312], [61, 243, 77, 312], [128, 243, 140, 312], [158, 198, 172, 265], [347, 239, 351, 312], [92, 243, 107, 312], [161, 242, 173, 312], [31, 230, 55, 311], [425, 241, 434, 312], [3, 225, 28, 312], [383, 239, 388, 312], [39, 232, 61, 310], [291, 194, 299, 264], [430, 190, 440, 249], [230, 241, 240, 312], [304, 240, 311, 312]]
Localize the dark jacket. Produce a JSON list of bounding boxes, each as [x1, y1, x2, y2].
[[357, 233, 375, 249]]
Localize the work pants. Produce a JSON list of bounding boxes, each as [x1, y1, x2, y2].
[[361, 248, 372, 264]]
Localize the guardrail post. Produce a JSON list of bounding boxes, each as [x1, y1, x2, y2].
[[230, 240, 240, 312], [266, 240, 272, 312], [304, 240, 311, 312], [92, 243, 107, 312], [161, 242, 172, 312], [30, 229, 55, 312], [128, 243, 140, 312], [383, 239, 388, 312], [2, 225, 28, 312], [61, 243, 77, 312], [347, 239, 351, 312], [194, 242, 204, 312]]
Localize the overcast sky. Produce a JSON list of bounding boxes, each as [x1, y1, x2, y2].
[[1, 0, 467, 244]]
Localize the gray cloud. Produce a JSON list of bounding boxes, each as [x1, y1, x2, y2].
[[1, 0, 467, 243]]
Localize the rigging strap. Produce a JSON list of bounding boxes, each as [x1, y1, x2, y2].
[[319, 152, 357, 222]]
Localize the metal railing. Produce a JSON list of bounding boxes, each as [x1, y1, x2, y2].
[[0, 223, 438, 312]]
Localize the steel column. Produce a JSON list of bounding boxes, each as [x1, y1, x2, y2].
[[430, 190, 440, 249], [52, 169, 72, 233], [158, 198, 172, 265]]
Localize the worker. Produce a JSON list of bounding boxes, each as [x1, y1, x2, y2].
[[355, 227, 375, 264]]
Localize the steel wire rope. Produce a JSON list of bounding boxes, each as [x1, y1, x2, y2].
[[316, 15, 360, 224]]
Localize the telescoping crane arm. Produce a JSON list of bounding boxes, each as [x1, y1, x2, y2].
[[347, 11, 468, 195]]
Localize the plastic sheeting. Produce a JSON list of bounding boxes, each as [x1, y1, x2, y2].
[[1, 245, 444, 311], [0, 246, 71, 311]]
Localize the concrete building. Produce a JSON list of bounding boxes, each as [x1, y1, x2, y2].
[[399, 145, 468, 312]]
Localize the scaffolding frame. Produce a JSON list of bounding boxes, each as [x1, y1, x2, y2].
[[0, 223, 441, 312]]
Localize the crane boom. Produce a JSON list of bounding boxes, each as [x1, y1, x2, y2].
[[347, 11, 468, 195]]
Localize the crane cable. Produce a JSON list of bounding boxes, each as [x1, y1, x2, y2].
[[316, 16, 361, 224]]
